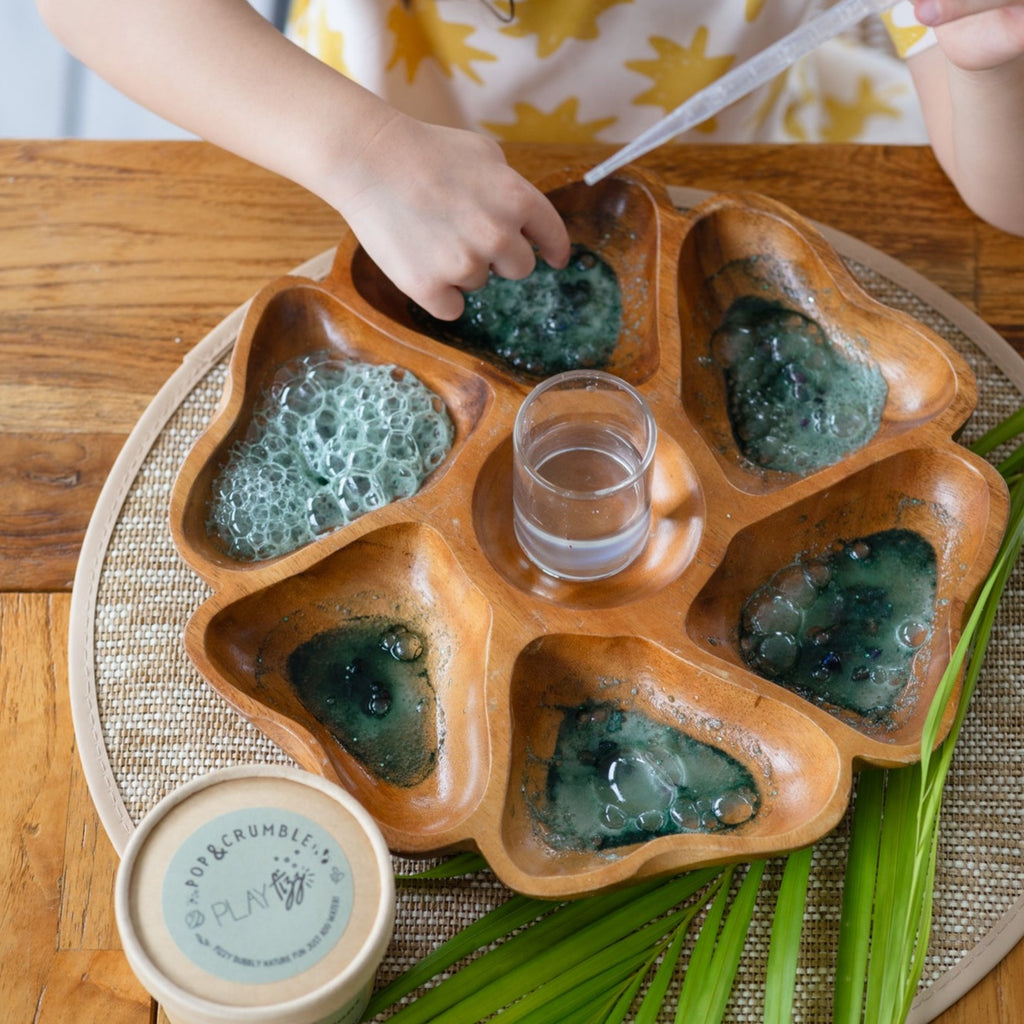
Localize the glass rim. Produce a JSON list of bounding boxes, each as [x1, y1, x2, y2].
[[513, 370, 658, 499]]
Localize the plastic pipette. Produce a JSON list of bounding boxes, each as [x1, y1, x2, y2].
[[584, 0, 894, 185]]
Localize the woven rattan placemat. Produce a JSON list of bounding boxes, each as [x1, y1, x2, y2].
[[69, 191, 1024, 1022]]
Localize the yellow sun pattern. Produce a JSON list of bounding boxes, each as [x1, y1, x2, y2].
[[482, 98, 617, 142], [286, 0, 932, 145], [783, 99, 809, 141], [498, 0, 634, 59], [822, 77, 901, 142], [288, 0, 348, 76], [626, 29, 736, 131], [881, 9, 933, 59], [745, 0, 766, 22], [386, 0, 497, 83], [754, 71, 807, 140]]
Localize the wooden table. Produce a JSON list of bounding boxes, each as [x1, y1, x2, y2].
[[1, 140, 1022, 1022]]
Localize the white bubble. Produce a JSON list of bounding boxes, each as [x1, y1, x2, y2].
[[209, 353, 454, 560]]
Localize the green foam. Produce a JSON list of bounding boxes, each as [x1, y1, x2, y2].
[[286, 619, 438, 787], [739, 528, 937, 718], [420, 245, 622, 377], [207, 352, 454, 560], [713, 297, 888, 474], [536, 702, 759, 852]]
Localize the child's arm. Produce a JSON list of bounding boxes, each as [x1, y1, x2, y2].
[[35, 0, 570, 319], [907, 0, 1024, 234]]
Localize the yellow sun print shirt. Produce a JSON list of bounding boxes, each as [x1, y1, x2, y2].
[[286, 0, 934, 144]]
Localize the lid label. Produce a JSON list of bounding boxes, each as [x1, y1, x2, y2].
[[163, 807, 355, 983]]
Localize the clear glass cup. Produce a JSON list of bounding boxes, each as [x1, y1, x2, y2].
[[512, 370, 657, 581]]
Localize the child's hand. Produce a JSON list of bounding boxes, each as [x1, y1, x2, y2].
[[330, 112, 571, 321], [913, 0, 1024, 71]]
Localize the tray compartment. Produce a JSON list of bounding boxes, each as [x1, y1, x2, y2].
[[470, 424, 706, 608], [686, 446, 1006, 756], [187, 522, 492, 851], [492, 634, 845, 895], [346, 172, 666, 385], [171, 279, 491, 579], [676, 193, 968, 493]]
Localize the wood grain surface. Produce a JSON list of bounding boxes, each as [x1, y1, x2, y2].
[[1, 139, 1022, 1022]]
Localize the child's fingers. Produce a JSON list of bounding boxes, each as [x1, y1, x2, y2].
[[415, 280, 468, 322], [520, 193, 572, 270], [488, 233, 540, 283], [915, 0, 1024, 25]]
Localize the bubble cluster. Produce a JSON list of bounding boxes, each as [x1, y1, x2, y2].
[[590, 742, 758, 838], [540, 702, 760, 852], [208, 352, 454, 560], [285, 620, 437, 788], [379, 625, 424, 662], [712, 297, 887, 474], [739, 528, 937, 718], [419, 245, 622, 377]]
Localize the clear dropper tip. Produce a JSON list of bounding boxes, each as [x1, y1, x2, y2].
[[583, 153, 632, 187]]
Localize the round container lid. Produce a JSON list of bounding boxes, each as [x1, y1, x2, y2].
[[115, 765, 394, 1023]]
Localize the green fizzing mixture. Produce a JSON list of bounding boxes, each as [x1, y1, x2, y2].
[[712, 297, 888, 474], [424, 245, 622, 377], [537, 701, 759, 852], [286, 620, 438, 787], [739, 528, 937, 718], [207, 352, 454, 560]]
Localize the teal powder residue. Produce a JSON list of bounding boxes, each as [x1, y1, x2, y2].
[[712, 297, 887, 474], [286, 620, 439, 787], [207, 352, 454, 560], [422, 245, 622, 377], [538, 702, 759, 852], [739, 528, 938, 718]]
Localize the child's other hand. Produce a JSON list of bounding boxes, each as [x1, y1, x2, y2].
[[331, 113, 571, 320], [913, 0, 1024, 71]]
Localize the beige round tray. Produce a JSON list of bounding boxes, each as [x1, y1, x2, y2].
[[69, 188, 1024, 1021]]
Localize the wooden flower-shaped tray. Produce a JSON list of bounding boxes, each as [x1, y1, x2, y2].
[[170, 166, 1008, 898]]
